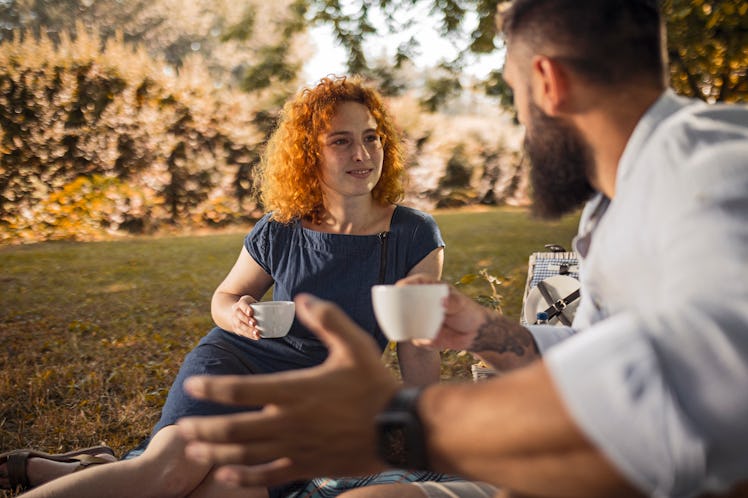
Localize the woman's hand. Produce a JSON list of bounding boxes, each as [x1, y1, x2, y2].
[[229, 295, 261, 340], [210, 246, 275, 338]]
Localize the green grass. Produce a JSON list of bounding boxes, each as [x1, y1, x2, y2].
[[436, 207, 579, 319], [0, 207, 579, 484]]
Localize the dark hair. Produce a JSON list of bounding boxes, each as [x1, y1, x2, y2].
[[500, 0, 666, 87]]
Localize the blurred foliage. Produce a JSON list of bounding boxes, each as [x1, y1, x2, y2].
[[427, 132, 524, 210], [420, 62, 465, 112], [1, 0, 746, 111], [5, 175, 152, 243], [664, 0, 748, 103], [482, 69, 516, 121], [440, 144, 473, 189], [0, 24, 266, 243], [300, 0, 505, 72], [0, 0, 307, 93], [436, 143, 478, 208], [457, 268, 505, 312], [262, 0, 747, 107]]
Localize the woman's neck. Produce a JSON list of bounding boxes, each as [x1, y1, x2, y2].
[[306, 196, 394, 235]]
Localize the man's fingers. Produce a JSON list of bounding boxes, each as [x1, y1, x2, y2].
[[212, 459, 301, 488], [444, 284, 465, 310], [411, 338, 436, 348], [179, 408, 281, 442], [183, 372, 319, 406], [183, 437, 288, 467]]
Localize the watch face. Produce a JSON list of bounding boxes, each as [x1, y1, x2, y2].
[[375, 387, 429, 470], [377, 413, 410, 467]]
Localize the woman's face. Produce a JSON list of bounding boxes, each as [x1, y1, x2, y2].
[[318, 101, 384, 201]]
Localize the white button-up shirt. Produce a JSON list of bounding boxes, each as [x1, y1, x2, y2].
[[529, 90, 748, 497]]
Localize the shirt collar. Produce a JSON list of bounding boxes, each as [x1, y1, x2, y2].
[[616, 89, 692, 184], [573, 193, 610, 258]]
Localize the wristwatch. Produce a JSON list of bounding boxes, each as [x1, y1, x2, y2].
[[375, 386, 430, 470]]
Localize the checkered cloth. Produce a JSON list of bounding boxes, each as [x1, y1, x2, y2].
[[528, 252, 580, 289], [283, 470, 464, 497]]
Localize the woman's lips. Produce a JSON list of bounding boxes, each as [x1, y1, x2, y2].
[[347, 169, 373, 178]]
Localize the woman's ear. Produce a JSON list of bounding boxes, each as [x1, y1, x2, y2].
[[530, 55, 570, 116]]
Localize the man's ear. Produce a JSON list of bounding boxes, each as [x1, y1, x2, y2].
[[530, 55, 570, 116]]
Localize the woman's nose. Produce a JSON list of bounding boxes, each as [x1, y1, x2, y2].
[[351, 141, 371, 161]]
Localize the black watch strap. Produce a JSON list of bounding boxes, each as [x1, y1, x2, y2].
[[375, 386, 430, 470]]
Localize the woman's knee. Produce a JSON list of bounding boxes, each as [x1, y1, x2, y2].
[[137, 426, 213, 498]]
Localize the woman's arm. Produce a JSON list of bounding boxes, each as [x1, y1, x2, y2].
[[211, 246, 274, 339], [397, 247, 444, 386]]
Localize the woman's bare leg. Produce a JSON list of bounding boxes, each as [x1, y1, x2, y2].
[[20, 426, 211, 498]]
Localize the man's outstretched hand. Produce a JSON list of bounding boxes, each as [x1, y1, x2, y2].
[[177, 293, 399, 488]]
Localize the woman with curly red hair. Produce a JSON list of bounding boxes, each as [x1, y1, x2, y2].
[[9, 76, 456, 497], [259, 75, 406, 224]]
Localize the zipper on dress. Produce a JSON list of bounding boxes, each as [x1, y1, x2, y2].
[[377, 231, 389, 284]]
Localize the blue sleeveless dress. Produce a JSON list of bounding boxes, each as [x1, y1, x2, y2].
[[151, 205, 444, 433]]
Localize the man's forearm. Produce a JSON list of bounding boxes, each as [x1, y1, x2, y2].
[[418, 361, 640, 498], [469, 310, 541, 371], [398, 342, 441, 386]]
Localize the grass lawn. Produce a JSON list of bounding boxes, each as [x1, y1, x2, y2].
[[0, 206, 579, 477]]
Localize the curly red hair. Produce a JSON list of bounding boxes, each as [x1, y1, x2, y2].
[[258, 75, 405, 223]]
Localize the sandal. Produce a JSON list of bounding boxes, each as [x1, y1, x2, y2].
[[0, 445, 115, 491]]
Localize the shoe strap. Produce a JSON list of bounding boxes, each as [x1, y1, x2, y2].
[[7, 451, 32, 490]]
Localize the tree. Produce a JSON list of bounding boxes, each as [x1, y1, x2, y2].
[[218, 0, 505, 110], [263, 0, 747, 106], [0, 0, 308, 95], [664, 0, 748, 103], [0, 26, 267, 240], [4, 0, 745, 106]]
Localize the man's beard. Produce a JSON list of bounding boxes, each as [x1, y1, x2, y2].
[[524, 101, 596, 220]]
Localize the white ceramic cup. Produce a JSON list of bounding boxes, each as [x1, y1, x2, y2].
[[249, 301, 295, 338], [371, 283, 448, 342]]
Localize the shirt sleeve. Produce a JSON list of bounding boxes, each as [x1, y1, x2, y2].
[[243, 214, 273, 275], [544, 139, 748, 495], [527, 325, 576, 353], [405, 209, 445, 271]]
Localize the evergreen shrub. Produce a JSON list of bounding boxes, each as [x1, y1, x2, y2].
[[0, 24, 263, 243]]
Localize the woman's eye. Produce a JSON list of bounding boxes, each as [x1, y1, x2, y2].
[[365, 135, 380, 143], [331, 138, 349, 146]]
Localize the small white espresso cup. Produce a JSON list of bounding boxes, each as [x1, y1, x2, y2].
[[371, 284, 448, 342], [249, 301, 295, 338]]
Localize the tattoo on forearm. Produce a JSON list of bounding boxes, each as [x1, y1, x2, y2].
[[470, 314, 538, 358]]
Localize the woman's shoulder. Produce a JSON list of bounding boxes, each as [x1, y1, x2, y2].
[[247, 213, 299, 243], [392, 205, 437, 227], [252, 213, 299, 230]]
